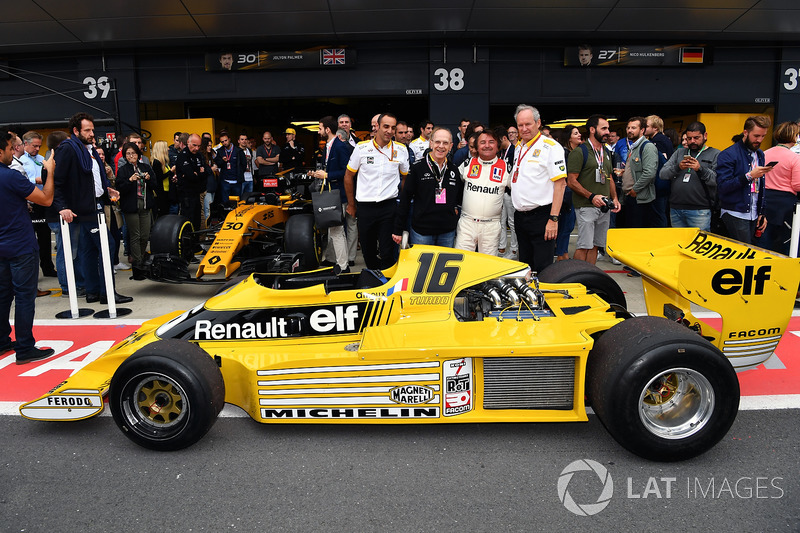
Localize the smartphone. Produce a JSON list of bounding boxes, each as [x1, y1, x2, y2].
[[683, 155, 692, 159], [766, 161, 778, 167]]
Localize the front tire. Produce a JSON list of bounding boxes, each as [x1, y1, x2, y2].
[[149, 214, 195, 262], [587, 316, 739, 461], [537, 259, 626, 309], [109, 340, 225, 451], [284, 214, 323, 269]]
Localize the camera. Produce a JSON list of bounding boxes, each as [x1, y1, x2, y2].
[[600, 196, 615, 213]]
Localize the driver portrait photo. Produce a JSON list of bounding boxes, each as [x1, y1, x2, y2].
[[578, 45, 592, 66], [219, 52, 234, 71]]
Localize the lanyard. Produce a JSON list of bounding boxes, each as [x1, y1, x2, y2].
[[688, 145, 707, 159], [426, 154, 445, 188], [514, 132, 542, 169], [224, 146, 233, 161], [590, 141, 604, 168], [372, 139, 395, 162]]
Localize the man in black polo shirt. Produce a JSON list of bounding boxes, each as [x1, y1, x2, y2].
[[176, 134, 209, 231]]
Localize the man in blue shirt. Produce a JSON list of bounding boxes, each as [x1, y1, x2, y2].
[[0, 132, 57, 364]]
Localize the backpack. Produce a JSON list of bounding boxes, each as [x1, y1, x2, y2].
[[642, 139, 670, 194]]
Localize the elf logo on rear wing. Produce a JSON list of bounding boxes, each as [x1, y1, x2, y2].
[[711, 265, 771, 295]]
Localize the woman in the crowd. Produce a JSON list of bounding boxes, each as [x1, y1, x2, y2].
[[554, 125, 582, 261], [150, 140, 176, 218], [761, 121, 800, 254], [116, 142, 155, 279]]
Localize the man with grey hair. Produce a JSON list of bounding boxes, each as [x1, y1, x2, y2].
[[338, 114, 359, 147], [511, 104, 567, 273], [21, 131, 57, 278]]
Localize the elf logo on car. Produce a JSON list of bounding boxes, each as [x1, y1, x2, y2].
[[309, 304, 360, 333], [711, 265, 770, 295]]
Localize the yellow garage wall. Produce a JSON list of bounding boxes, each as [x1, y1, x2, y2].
[[140, 118, 216, 150], [698, 112, 774, 152]]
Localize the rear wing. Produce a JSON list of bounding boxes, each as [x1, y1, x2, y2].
[[606, 228, 800, 371]]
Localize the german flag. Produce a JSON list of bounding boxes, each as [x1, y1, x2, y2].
[[680, 47, 704, 64]]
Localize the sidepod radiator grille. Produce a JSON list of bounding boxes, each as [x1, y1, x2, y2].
[[483, 357, 575, 410]]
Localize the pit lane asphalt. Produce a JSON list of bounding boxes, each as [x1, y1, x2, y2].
[[2, 409, 797, 532]]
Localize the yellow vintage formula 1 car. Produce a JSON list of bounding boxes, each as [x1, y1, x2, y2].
[[20, 229, 800, 461]]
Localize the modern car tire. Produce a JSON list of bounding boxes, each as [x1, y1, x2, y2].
[[587, 316, 740, 461], [537, 259, 627, 309], [284, 213, 321, 269], [109, 340, 225, 451], [149, 214, 195, 262]]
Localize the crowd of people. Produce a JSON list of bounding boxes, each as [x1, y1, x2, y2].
[[2, 107, 800, 364]]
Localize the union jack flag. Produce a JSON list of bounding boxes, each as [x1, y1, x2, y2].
[[322, 48, 346, 65]]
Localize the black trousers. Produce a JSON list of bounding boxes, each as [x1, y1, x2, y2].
[[179, 194, 202, 232], [515, 205, 555, 274], [357, 199, 397, 270]]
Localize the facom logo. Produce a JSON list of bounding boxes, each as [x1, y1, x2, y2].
[[557, 459, 614, 516]]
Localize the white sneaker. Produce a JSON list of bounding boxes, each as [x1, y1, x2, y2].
[[114, 262, 131, 271], [611, 257, 622, 265]]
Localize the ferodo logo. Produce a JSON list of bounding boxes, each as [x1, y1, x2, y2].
[[711, 265, 771, 295]]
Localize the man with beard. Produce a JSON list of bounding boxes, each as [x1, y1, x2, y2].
[[455, 130, 510, 256], [213, 132, 246, 201], [511, 105, 566, 272], [716, 115, 771, 243], [311, 116, 353, 272], [393, 128, 462, 247], [54, 112, 132, 304], [620, 116, 659, 229], [345, 113, 409, 269], [566, 115, 620, 265], [659, 121, 720, 232]]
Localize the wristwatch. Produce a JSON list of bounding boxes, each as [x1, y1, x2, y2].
[[548, 215, 560, 222]]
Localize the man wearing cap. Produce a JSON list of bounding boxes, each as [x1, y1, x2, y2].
[[280, 128, 305, 171]]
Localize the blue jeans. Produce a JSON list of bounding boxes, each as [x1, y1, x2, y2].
[[240, 181, 253, 197], [0, 252, 38, 352], [221, 180, 239, 203], [49, 221, 84, 292], [670, 208, 711, 232], [409, 227, 456, 248]]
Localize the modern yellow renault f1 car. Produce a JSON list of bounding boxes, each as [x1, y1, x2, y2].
[[20, 229, 800, 461], [145, 169, 324, 283]]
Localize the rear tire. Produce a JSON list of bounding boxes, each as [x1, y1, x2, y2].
[[537, 259, 626, 309], [587, 316, 739, 461], [149, 215, 195, 262], [284, 214, 322, 269], [109, 340, 225, 451]]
